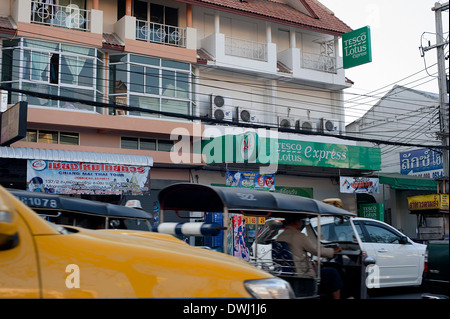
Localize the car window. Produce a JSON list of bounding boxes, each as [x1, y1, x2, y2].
[[353, 223, 366, 242], [311, 217, 358, 243], [365, 224, 402, 244]]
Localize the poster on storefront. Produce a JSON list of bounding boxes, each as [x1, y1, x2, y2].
[[232, 215, 250, 261], [27, 159, 151, 195], [226, 171, 275, 191], [340, 176, 379, 193]]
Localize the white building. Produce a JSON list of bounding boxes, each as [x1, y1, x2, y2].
[[347, 85, 444, 238]]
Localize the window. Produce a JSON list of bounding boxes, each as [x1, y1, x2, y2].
[[157, 140, 173, 152], [140, 138, 156, 151], [60, 132, 80, 145], [315, 217, 358, 243], [23, 129, 79, 145], [134, 2, 178, 27], [1, 38, 102, 112], [39, 130, 58, 144], [121, 137, 172, 152], [109, 54, 194, 119], [353, 223, 366, 242], [121, 137, 139, 149], [24, 129, 38, 143], [364, 224, 402, 244]]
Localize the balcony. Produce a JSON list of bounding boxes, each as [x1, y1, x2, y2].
[[301, 52, 336, 74], [136, 20, 186, 48], [30, 1, 90, 32], [202, 33, 277, 74], [278, 47, 349, 89], [224, 37, 268, 61]]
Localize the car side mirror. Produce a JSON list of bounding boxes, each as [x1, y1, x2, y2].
[[0, 210, 19, 251], [399, 236, 409, 245], [363, 256, 376, 266]]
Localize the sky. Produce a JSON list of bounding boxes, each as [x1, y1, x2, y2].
[[318, 0, 449, 123]]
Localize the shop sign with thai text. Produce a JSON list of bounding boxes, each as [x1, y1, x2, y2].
[[408, 194, 449, 211], [400, 148, 444, 179], [340, 176, 379, 193], [27, 159, 151, 195]]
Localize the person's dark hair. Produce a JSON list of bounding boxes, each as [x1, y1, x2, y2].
[[283, 215, 303, 226]]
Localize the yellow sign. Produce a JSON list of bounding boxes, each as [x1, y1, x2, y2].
[[408, 194, 449, 211], [441, 194, 449, 210], [247, 216, 257, 225]]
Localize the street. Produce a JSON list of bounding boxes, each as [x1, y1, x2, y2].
[[368, 286, 428, 299]]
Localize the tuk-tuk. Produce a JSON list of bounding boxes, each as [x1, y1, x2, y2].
[[158, 183, 374, 299], [9, 189, 154, 231]]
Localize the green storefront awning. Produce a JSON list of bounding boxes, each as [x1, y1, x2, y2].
[[378, 173, 438, 191]]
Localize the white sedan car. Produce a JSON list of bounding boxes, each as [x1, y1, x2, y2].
[[251, 217, 427, 289], [350, 217, 427, 288]]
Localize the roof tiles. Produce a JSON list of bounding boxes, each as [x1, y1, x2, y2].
[[181, 0, 352, 35]]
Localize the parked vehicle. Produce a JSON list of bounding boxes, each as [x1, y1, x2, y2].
[[350, 217, 427, 288], [0, 185, 292, 298], [253, 216, 426, 293], [157, 183, 373, 299], [422, 240, 449, 298]]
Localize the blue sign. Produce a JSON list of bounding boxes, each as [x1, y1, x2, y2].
[[400, 148, 443, 179]]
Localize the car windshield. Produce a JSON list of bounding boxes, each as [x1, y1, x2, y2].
[[310, 216, 359, 243]]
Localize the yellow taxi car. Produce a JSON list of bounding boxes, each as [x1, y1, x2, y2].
[[0, 185, 293, 298]]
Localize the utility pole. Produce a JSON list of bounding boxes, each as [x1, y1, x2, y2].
[[433, 2, 449, 188], [422, 2, 449, 188]]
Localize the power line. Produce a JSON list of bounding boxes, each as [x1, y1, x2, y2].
[[3, 53, 441, 132], [1, 34, 444, 122], [1, 84, 448, 150]]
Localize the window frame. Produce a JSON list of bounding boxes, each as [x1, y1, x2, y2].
[[109, 53, 194, 119], [354, 220, 411, 245], [1, 38, 103, 113]]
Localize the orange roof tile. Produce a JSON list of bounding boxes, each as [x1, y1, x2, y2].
[[180, 0, 352, 35]]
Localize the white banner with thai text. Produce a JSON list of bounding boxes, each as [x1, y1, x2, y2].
[[27, 159, 151, 195], [340, 176, 379, 193]]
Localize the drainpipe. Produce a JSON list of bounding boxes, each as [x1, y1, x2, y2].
[[214, 12, 220, 33], [126, 0, 132, 16], [186, 4, 192, 28]]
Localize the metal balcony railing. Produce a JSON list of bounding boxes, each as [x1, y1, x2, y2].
[[225, 36, 268, 61], [136, 20, 186, 48], [31, 0, 90, 31], [301, 52, 336, 73]]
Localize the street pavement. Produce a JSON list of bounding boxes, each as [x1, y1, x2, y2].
[[368, 286, 428, 299]]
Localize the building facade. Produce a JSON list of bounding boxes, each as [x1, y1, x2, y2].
[[0, 1, 381, 234], [347, 85, 447, 239]]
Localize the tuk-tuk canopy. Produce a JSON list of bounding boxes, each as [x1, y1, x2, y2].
[[9, 189, 153, 219], [158, 183, 355, 217]]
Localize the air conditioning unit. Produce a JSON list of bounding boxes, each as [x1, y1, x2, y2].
[[238, 107, 257, 123], [296, 119, 316, 132], [210, 94, 233, 121], [317, 118, 339, 134], [278, 117, 296, 129]]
